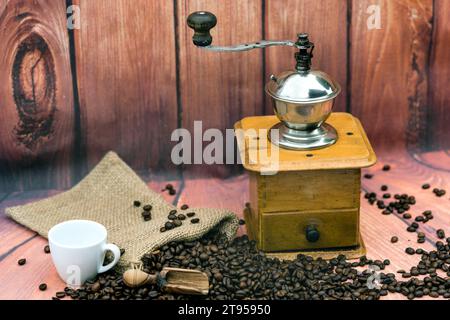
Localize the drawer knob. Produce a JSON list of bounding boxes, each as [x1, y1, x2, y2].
[[306, 225, 320, 243]]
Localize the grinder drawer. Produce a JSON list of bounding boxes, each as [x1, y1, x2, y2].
[[260, 208, 359, 252]]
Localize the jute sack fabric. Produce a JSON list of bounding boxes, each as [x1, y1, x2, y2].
[[6, 152, 239, 270]]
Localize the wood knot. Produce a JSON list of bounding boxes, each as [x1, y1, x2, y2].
[[12, 33, 57, 150]]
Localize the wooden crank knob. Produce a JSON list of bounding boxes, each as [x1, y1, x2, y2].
[[187, 11, 217, 47]]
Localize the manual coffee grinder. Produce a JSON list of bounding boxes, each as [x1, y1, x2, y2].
[[187, 12, 376, 259]]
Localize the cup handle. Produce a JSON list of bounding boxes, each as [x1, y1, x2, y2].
[[98, 243, 121, 274]]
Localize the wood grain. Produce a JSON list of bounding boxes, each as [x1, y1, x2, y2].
[[177, 0, 264, 177], [73, 0, 178, 174], [0, 0, 75, 192], [428, 0, 450, 151], [265, 0, 348, 113], [351, 0, 433, 153]]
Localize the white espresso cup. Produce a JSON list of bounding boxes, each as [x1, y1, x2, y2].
[[48, 220, 120, 286]]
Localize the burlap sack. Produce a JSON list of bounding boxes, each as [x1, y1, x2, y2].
[[6, 152, 239, 269]]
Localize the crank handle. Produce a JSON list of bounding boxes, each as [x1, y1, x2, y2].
[[187, 11, 298, 52]]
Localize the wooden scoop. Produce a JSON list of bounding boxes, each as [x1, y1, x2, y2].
[[123, 267, 209, 295]]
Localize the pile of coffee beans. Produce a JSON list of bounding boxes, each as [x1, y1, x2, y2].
[[364, 188, 437, 242], [365, 191, 416, 215], [63, 232, 450, 300]]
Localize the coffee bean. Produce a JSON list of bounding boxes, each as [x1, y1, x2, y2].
[[44, 245, 51, 254], [421, 184, 430, 189], [391, 236, 399, 243], [383, 193, 391, 199], [165, 184, 174, 191], [382, 164, 391, 171], [39, 283, 47, 291], [165, 222, 174, 230], [415, 216, 424, 222], [411, 222, 419, 228], [55, 292, 66, 299], [169, 209, 177, 215], [168, 189, 176, 195], [18, 258, 26, 266], [168, 214, 177, 220], [405, 248, 415, 255], [417, 238, 425, 244], [364, 174, 373, 179], [180, 204, 189, 210], [160, 227, 166, 233], [437, 229, 445, 239], [407, 226, 417, 232], [173, 219, 182, 227], [178, 214, 186, 220], [423, 210, 432, 216], [239, 219, 246, 225], [91, 282, 101, 292], [191, 218, 200, 224], [143, 204, 152, 211], [417, 232, 425, 238], [133, 200, 141, 207], [186, 212, 196, 218], [403, 213, 411, 219], [142, 211, 151, 218], [381, 185, 388, 191]]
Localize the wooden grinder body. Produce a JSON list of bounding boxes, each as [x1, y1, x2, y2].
[[235, 113, 376, 258]]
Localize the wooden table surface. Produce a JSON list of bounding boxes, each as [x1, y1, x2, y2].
[[0, 150, 449, 300]]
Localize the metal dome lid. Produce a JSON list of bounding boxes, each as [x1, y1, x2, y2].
[[265, 33, 340, 104], [266, 69, 341, 104]]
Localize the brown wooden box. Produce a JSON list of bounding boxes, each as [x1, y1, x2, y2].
[[235, 113, 376, 256]]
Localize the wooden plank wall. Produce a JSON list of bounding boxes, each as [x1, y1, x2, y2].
[[428, 0, 450, 151], [0, 0, 448, 191], [178, 0, 264, 177], [351, 0, 433, 154], [73, 0, 179, 175]]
